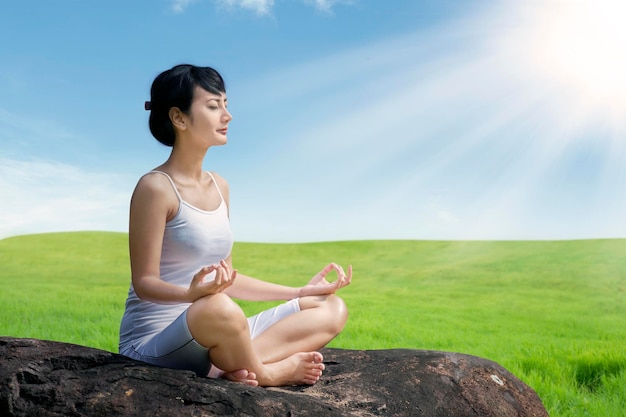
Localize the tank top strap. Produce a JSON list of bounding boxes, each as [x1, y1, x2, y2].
[[206, 172, 225, 203], [149, 170, 182, 202]]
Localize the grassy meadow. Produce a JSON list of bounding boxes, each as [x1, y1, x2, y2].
[[1, 232, 625, 416]]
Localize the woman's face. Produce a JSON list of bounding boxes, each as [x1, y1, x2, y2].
[[184, 86, 232, 147]]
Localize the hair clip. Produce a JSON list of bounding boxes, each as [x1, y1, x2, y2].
[[144, 101, 152, 111]]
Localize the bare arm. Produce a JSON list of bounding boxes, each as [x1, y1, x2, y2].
[[222, 257, 300, 301], [223, 255, 352, 301]]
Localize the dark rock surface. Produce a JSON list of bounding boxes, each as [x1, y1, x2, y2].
[[0, 337, 548, 416]]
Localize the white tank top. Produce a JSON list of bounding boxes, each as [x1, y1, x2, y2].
[[119, 170, 234, 352]]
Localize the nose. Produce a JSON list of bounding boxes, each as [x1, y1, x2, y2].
[[223, 108, 233, 123]]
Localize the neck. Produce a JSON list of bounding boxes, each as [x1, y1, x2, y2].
[[163, 143, 209, 180]]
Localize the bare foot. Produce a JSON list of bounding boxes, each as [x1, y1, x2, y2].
[[259, 351, 325, 387], [208, 365, 258, 387], [224, 369, 258, 387]]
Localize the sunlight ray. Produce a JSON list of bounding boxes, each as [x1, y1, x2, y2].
[[245, 0, 626, 240]]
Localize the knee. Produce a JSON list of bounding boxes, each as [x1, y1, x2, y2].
[[326, 294, 349, 330], [302, 294, 348, 335], [188, 293, 248, 333]]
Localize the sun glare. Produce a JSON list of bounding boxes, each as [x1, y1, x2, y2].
[[514, 0, 626, 127], [544, 1, 626, 99]]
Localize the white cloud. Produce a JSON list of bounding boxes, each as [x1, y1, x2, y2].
[[171, 0, 198, 13], [216, 0, 274, 15], [304, 0, 353, 13], [172, 0, 351, 15], [0, 158, 134, 239]]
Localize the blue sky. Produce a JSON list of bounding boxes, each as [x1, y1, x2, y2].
[[1, 0, 625, 242]]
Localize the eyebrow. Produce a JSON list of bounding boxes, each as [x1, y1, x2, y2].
[[206, 97, 228, 103]]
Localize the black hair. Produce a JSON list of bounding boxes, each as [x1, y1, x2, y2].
[[147, 64, 226, 146]]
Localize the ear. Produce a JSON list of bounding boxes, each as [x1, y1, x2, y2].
[[169, 107, 187, 131]]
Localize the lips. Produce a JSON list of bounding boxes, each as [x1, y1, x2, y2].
[[217, 128, 228, 135]]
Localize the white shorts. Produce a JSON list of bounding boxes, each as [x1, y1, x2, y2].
[[121, 298, 300, 376]]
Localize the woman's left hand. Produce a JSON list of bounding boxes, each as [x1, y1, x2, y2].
[[298, 263, 352, 297]]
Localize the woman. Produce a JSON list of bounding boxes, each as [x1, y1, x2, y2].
[[118, 64, 352, 387]]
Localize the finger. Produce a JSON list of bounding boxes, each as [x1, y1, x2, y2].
[[338, 265, 352, 288], [336, 264, 346, 285], [319, 263, 337, 278], [215, 266, 235, 291], [220, 259, 231, 276], [218, 265, 230, 282], [193, 265, 216, 284], [203, 265, 218, 276], [213, 265, 224, 285], [220, 268, 235, 290], [221, 261, 236, 286]]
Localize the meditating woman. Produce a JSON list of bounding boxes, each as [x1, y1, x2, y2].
[[118, 64, 352, 387]]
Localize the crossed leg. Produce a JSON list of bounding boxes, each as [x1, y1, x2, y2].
[[187, 292, 348, 387], [252, 294, 348, 364]]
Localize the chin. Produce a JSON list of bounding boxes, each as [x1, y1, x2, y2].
[[209, 136, 228, 146]]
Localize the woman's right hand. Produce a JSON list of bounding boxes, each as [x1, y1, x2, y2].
[[185, 260, 237, 302]]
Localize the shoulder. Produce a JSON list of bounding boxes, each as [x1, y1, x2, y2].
[[131, 171, 178, 213], [209, 171, 230, 195], [134, 171, 175, 196]]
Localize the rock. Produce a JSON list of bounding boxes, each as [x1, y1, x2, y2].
[[0, 337, 548, 417]]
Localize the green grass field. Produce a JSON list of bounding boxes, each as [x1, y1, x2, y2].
[[1, 232, 624, 416]]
